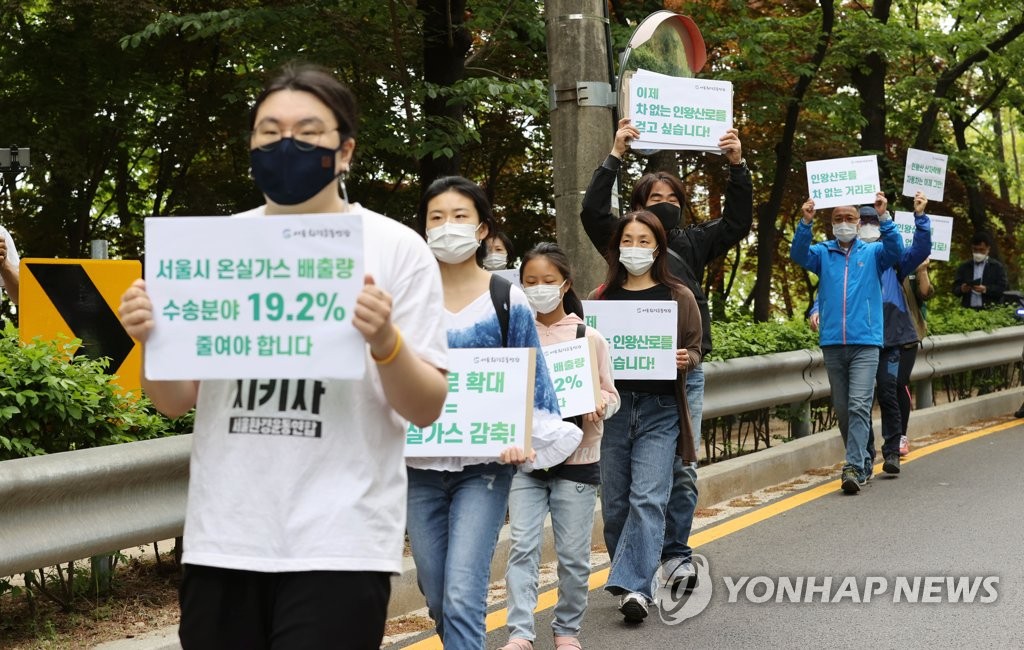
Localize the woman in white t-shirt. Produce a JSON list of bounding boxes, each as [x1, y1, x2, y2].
[[407, 176, 581, 649], [118, 63, 448, 649]]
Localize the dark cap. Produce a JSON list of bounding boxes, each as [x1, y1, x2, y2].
[[859, 205, 880, 224]]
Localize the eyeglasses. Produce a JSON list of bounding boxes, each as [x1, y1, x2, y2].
[[831, 214, 860, 224], [251, 121, 339, 152]]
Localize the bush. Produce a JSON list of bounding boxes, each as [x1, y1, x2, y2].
[[708, 316, 819, 361], [0, 322, 191, 461], [923, 297, 1019, 335]]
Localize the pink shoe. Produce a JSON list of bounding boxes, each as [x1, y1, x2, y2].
[[499, 639, 533, 650], [899, 435, 910, 457], [554, 636, 582, 650]]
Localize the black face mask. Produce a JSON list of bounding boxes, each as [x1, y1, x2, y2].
[[647, 201, 682, 232], [250, 138, 340, 206]]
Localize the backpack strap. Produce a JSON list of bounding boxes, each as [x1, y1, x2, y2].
[[576, 323, 587, 339], [489, 273, 512, 348]]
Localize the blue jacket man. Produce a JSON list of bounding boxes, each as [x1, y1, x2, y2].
[[790, 192, 901, 493]]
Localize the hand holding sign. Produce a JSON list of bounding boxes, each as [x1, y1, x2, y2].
[[613, 117, 642, 158], [119, 279, 155, 344], [913, 191, 928, 216], [353, 274, 397, 360], [719, 128, 743, 165]]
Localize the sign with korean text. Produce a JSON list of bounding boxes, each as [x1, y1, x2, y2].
[[541, 337, 601, 418], [805, 155, 881, 210], [627, 68, 733, 153], [902, 148, 948, 201], [144, 214, 365, 380], [894, 211, 953, 262], [405, 348, 535, 457], [580, 300, 677, 380], [20, 259, 141, 394]]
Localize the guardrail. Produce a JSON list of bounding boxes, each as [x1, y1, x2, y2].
[[2, 326, 1023, 578]]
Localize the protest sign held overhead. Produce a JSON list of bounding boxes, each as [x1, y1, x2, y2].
[[902, 148, 948, 201], [626, 68, 732, 154], [894, 211, 953, 262], [805, 155, 881, 210]]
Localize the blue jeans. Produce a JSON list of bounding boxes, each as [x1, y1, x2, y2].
[[663, 364, 703, 563], [600, 390, 679, 600], [505, 472, 598, 640], [822, 345, 880, 480], [406, 462, 515, 650]]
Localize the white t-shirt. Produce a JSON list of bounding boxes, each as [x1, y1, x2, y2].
[[182, 205, 448, 574], [0, 225, 18, 289]]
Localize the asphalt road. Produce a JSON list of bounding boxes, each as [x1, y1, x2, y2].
[[460, 420, 1023, 650]]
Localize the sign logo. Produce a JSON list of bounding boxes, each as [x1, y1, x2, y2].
[[20, 259, 141, 393], [651, 554, 714, 624]]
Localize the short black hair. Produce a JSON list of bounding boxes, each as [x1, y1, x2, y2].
[[418, 176, 494, 265], [251, 63, 359, 141], [971, 231, 993, 247]]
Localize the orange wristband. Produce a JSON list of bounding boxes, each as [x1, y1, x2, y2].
[[372, 327, 403, 365]]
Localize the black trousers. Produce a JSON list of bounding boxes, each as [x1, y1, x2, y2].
[[178, 565, 390, 650]]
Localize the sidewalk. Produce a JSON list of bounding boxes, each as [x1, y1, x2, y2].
[[94, 388, 1024, 649]]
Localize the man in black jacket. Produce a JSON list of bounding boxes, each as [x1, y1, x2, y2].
[[580, 117, 752, 594], [952, 231, 1008, 309]]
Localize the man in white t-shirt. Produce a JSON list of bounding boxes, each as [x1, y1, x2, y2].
[[0, 225, 19, 305]]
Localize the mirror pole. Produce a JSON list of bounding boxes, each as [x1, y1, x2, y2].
[[545, 0, 617, 295]]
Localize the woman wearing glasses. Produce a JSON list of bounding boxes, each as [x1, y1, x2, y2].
[[118, 63, 449, 649]]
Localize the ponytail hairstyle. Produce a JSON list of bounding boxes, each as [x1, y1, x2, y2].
[[520, 242, 585, 319]]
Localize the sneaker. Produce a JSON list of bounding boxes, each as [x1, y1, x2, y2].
[[841, 467, 861, 494], [899, 435, 910, 457], [618, 592, 649, 622], [661, 558, 698, 593], [883, 454, 901, 474]]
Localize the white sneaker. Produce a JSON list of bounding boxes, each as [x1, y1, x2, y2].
[[661, 558, 698, 593], [618, 592, 649, 622]]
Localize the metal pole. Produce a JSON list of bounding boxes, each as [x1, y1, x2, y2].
[[90, 239, 109, 260], [545, 0, 616, 295]]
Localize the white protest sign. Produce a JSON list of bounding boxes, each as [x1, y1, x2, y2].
[[144, 213, 365, 380], [902, 148, 948, 201], [894, 211, 953, 262], [580, 300, 677, 380], [405, 348, 535, 457], [627, 68, 732, 153], [490, 268, 522, 288], [806, 155, 881, 210], [541, 337, 601, 419]]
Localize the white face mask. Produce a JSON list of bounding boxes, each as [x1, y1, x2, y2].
[[523, 281, 566, 314], [482, 252, 507, 270], [427, 222, 482, 264], [973, 253, 988, 264], [859, 224, 880, 243], [832, 222, 858, 243], [619, 246, 656, 276]]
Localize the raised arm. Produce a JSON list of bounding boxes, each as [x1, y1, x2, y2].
[[581, 118, 638, 254], [691, 129, 754, 264], [897, 192, 932, 280], [790, 199, 822, 274]]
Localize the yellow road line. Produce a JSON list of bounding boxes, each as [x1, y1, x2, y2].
[[401, 418, 1018, 648]]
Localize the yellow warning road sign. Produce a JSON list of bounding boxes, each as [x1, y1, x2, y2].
[[19, 259, 141, 394]]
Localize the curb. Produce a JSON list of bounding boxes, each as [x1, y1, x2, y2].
[[95, 387, 1024, 648]]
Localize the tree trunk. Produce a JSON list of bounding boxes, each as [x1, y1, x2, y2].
[[849, 0, 891, 190], [753, 0, 834, 322], [417, 0, 471, 213]]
